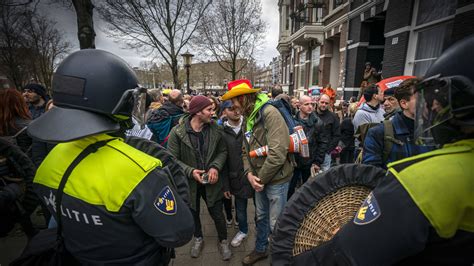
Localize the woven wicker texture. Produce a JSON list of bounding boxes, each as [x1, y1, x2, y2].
[[292, 186, 371, 256]]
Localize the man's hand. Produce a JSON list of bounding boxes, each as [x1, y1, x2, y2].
[[207, 168, 219, 184], [311, 164, 320, 176], [192, 169, 206, 184], [247, 172, 264, 192], [223, 191, 232, 199]]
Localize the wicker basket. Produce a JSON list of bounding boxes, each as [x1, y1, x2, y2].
[[271, 164, 386, 265], [292, 185, 371, 256]]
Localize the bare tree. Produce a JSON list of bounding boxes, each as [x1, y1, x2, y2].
[[0, 2, 30, 89], [72, 0, 95, 49], [0, 2, 70, 90], [50, 0, 96, 49], [23, 10, 71, 89], [98, 0, 211, 90], [195, 0, 266, 80]]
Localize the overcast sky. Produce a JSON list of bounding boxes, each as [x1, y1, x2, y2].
[[38, 0, 280, 68]]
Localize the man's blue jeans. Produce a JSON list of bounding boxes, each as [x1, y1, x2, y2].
[[255, 182, 289, 252], [235, 197, 249, 234]]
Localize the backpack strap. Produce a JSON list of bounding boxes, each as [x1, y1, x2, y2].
[[382, 120, 404, 163]]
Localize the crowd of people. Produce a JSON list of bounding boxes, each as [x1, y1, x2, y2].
[[1, 35, 473, 266]]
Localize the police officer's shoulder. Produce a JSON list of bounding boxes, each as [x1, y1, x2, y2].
[[387, 141, 473, 173], [113, 139, 163, 171]]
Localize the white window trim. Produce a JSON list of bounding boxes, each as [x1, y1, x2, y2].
[[412, 57, 438, 63], [404, 0, 454, 75], [413, 15, 455, 31]]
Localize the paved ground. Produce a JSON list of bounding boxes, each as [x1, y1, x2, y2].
[[172, 199, 270, 266], [0, 199, 271, 266]]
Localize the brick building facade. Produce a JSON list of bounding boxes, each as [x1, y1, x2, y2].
[[278, 0, 474, 98]]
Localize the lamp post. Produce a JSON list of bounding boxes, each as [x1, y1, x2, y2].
[[181, 51, 194, 94]]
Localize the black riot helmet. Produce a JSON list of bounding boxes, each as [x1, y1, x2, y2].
[[28, 49, 147, 143], [414, 35, 474, 146]]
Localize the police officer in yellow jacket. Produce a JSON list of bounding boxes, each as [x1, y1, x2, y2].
[[289, 36, 474, 265], [27, 49, 194, 265]]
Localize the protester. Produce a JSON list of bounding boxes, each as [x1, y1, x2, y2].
[[320, 84, 336, 110], [290, 97, 299, 115], [382, 87, 400, 120], [221, 79, 292, 265], [0, 138, 38, 239], [353, 84, 385, 159], [316, 94, 341, 171], [27, 49, 194, 265], [22, 84, 48, 120], [289, 95, 328, 198], [292, 33, 474, 266], [0, 89, 32, 153], [147, 88, 164, 116], [167, 95, 231, 260], [147, 89, 185, 145], [362, 78, 434, 169], [220, 100, 254, 247], [339, 102, 356, 164], [271, 86, 283, 99]]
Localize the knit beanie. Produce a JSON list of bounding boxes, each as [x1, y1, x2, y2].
[[24, 83, 48, 101], [188, 95, 212, 115]]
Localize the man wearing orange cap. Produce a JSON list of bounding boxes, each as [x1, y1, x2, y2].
[[222, 79, 293, 265]]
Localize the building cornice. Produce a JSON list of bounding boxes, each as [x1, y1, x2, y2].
[[348, 0, 379, 20]]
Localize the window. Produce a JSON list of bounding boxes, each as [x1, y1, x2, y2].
[[333, 0, 343, 10], [298, 51, 306, 88], [413, 22, 453, 77], [286, 6, 290, 30], [310, 47, 320, 85], [405, 0, 455, 76], [416, 0, 456, 26]]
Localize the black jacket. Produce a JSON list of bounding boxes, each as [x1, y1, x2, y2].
[[339, 117, 355, 150], [294, 111, 329, 167], [221, 121, 253, 199], [316, 110, 341, 153], [0, 138, 38, 236]]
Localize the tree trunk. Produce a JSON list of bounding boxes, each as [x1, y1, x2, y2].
[[231, 57, 237, 80], [72, 0, 96, 49], [171, 58, 180, 91]]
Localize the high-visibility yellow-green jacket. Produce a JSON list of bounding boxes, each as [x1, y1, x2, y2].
[[388, 138, 474, 238], [33, 134, 194, 265]]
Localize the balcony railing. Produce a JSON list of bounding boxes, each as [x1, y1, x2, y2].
[[290, 2, 325, 34]]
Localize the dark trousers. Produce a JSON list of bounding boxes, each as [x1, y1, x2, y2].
[[340, 148, 355, 164], [287, 167, 311, 199], [191, 185, 227, 241], [223, 197, 232, 221]]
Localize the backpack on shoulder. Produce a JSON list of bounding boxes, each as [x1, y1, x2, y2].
[[256, 99, 310, 158], [147, 114, 182, 147], [261, 99, 299, 134], [355, 120, 404, 164]]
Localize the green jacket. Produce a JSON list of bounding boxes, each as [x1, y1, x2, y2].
[[168, 115, 227, 209], [242, 104, 293, 185]]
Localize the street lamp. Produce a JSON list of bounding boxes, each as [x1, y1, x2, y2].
[[181, 50, 194, 94]]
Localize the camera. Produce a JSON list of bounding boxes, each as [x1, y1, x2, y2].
[[201, 173, 209, 184]]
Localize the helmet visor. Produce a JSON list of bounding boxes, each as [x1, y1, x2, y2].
[[414, 75, 453, 146], [112, 87, 148, 129]]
